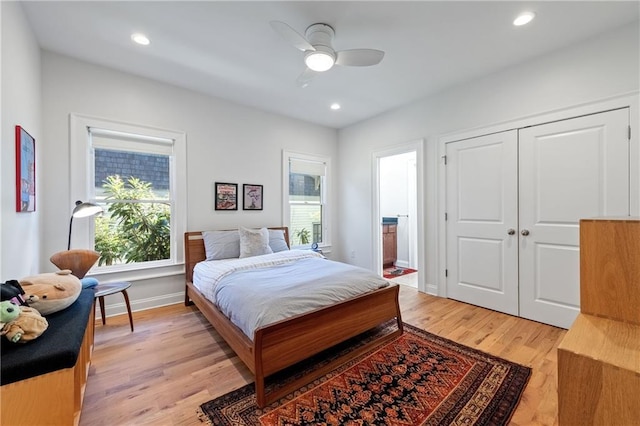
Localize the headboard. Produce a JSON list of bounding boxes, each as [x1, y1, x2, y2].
[[184, 227, 290, 284]]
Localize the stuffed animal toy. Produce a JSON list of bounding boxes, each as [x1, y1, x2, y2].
[[20, 270, 82, 316], [1, 280, 28, 306], [0, 301, 48, 343]]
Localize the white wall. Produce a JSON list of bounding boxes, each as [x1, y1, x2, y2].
[[1, 2, 42, 280], [41, 52, 337, 315], [380, 153, 411, 219], [337, 22, 640, 293]]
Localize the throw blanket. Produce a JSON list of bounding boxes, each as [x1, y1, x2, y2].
[[193, 250, 389, 340]]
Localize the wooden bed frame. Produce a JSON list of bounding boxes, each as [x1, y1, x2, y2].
[[184, 227, 403, 408]]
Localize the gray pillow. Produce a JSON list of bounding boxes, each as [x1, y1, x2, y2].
[[268, 229, 289, 253], [239, 227, 273, 258], [202, 230, 240, 260]]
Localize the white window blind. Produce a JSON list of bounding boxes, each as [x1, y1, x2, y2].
[[289, 158, 326, 176], [89, 127, 174, 155]]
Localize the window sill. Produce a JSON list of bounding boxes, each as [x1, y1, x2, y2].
[[291, 244, 332, 253], [312, 246, 332, 256], [319, 244, 332, 254], [88, 262, 184, 283]]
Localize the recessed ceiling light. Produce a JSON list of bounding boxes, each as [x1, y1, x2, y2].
[[513, 11, 535, 26], [131, 33, 150, 46], [330, 103, 341, 110]]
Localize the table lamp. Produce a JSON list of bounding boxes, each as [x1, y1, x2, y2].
[[68, 200, 103, 250]]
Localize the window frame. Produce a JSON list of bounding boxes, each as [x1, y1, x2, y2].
[[282, 150, 331, 250], [70, 114, 186, 279]]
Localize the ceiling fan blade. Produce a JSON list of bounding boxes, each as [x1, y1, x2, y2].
[[270, 21, 315, 52], [296, 68, 318, 88], [335, 49, 385, 67]]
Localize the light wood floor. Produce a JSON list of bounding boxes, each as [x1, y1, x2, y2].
[[80, 285, 566, 425]]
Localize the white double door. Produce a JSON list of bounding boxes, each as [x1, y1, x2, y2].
[[445, 109, 629, 328]]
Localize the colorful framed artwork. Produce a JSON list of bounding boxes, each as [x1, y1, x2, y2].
[[15, 126, 36, 212], [215, 182, 238, 210], [243, 184, 263, 211]]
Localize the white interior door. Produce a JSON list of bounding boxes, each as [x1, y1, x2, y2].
[[446, 131, 519, 315], [518, 108, 630, 328]]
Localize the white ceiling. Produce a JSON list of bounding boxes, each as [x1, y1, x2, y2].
[[21, 1, 640, 129]]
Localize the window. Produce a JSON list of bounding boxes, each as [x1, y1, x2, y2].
[[70, 115, 186, 275], [282, 151, 331, 248]]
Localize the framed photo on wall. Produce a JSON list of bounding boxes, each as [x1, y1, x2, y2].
[[15, 125, 36, 212], [214, 182, 238, 210], [243, 184, 263, 210]]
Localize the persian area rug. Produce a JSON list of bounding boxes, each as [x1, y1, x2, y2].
[[383, 267, 417, 279], [198, 323, 531, 426]]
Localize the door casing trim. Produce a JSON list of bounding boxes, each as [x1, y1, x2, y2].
[[372, 140, 426, 293]]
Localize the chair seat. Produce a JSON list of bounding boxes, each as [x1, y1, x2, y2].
[[94, 281, 134, 332]]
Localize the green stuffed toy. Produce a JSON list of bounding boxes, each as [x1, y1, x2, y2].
[[0, 301, 20, 330], [0, 300, 48, 343]]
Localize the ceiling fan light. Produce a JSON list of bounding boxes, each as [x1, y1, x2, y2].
[[305, 51, 335, 72]]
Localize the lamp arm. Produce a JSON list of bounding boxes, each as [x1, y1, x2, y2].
[[67, 215, 74, 250]]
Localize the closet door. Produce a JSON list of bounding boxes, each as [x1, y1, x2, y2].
[[519, 109, 630, 329], [445, 131, 519, 314]]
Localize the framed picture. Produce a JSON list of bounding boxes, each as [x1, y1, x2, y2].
[[243, 184, 263, 210], [215, 182, 238, 210], [15, 126, 36, 212]]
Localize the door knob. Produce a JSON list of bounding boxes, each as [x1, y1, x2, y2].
[[521, 229, 530, 236], [507, 229, 516, 235]]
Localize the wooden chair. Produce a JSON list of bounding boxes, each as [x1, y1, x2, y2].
[[50, 249, 100, 279], [49, 250, 134, 332]]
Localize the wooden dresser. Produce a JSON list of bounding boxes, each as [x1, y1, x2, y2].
[[557, 218, 640, 425], [382, 223, 397, 268]]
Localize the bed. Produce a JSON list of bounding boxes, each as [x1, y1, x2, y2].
[[184, 227, 403, 408]]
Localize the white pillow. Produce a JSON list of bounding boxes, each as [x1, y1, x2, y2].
[[202, 230, 240, 260], [239, 227, 273, 258], [268, 229, 289, 253]]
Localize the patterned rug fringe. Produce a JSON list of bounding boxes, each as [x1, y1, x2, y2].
[[196, 407, 213, 425]]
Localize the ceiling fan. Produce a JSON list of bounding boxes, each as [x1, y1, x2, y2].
[[270, 21, 385, 87]]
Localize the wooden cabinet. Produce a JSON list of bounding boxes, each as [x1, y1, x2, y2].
[[1, 295, 95, 426], [382, 224, 397, 268], [557, 218, 640, 425], [578, 218, 640, 323]]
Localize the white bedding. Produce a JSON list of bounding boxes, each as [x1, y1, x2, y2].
[[192, 250, 390, 340]]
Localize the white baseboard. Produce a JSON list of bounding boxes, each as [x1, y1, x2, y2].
[[394, 260, 410, 268], [96, 291, 184, 319], [425, 283, 437, 295]]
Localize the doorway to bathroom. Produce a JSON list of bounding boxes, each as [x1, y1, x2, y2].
[[373, 141, 424, 290]]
